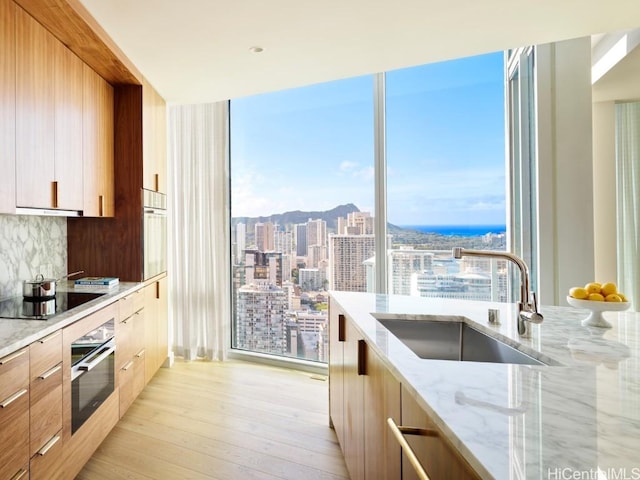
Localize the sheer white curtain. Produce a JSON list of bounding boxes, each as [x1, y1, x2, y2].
[[168, 102, 230, 360], [616, 101, 640, 311]]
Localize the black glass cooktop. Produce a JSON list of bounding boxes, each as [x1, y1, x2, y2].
[[0, 291, 105, 320]]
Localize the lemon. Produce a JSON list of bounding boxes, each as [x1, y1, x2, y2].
[[585, 282, 602, 294], [588, 292, 604, 301], [618, 293, 628, 302], [569, 287, 589, 299], [605, 294, 622, 302], [601, 282, 618, 296]]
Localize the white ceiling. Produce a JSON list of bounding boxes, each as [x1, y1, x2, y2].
[[78, 0, 640, 104]]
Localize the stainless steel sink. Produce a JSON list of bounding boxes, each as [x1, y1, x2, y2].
[[376, 318, 547, 366]]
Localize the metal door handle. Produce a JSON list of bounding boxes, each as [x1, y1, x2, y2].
[[387, 417, 438, 480]]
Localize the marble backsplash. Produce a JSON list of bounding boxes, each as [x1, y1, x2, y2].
[[0, 215, 67, 300]]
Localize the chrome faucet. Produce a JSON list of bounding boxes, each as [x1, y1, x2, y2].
[[452, 247, 543, 337]]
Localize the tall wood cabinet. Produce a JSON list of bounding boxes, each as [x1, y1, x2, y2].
[[143, 78, 167, 193], [83, 63, 114, 217], [0, 0, 15, 214], [15, 6, 55, 209], [144, 277, 168, 383]]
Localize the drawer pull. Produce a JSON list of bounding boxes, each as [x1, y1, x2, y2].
[[10, 468, 28, 480], [357, 339, 367, 376], [0, 349, 27, 365], [135, 349, 145, 358], [38, 330, 61, 343], [122, 360, 134, 371], [37, 434, 61, 456], [387, 417, 438, 480], [38, 364, 62, 380], [1, 388, 28, 408]]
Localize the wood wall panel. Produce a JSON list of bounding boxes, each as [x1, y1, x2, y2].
[[0, 0, 15, 213], [14, 0, 141, 85]]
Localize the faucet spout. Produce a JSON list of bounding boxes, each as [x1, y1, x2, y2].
[[452, 247, 543, 337]]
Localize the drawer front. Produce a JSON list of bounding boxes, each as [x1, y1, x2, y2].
[[119, 289, 144, 322], [30, 330, 62, 381], [117, 309, 144, 370], [0, 348, 29, 401], [30, 363, 63, 457], [0, 387, 30, 480], [30, 430, 63, 480]]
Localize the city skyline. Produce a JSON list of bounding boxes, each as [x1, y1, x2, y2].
[[230, 51, 506, 226]]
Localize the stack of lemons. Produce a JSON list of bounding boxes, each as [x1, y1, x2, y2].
[[569, 282, 627, 303]]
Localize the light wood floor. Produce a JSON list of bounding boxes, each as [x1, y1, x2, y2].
[[76, 359, 349, 480]]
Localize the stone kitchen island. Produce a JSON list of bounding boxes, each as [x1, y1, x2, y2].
[[329, 291, 640, 479]]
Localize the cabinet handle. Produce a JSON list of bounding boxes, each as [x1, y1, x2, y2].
[[122, 360, 134, 371], [99, 195, 104, 217], [156, 281, 160, 299], [0, 388, 28, 408], [387, 418, 438, 480], [154, 173, 159, 192], [0, 349, 26, 365], [52, 181, 58, 208], [338, 314, 345, 342], [37, 434, 61, 456], [38, 364, 62, 380], [38, 330, 61, 343], [135, 349, 145, 358], [357, 339, 367, 376], [10, 468, 28, 480]]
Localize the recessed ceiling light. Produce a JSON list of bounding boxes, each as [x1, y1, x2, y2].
[[249, 46, 264, 53]]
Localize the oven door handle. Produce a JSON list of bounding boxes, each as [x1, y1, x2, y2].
[[77, 340, 115, 372]]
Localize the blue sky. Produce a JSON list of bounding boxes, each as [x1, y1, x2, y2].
[[230, 51, 506, 226]]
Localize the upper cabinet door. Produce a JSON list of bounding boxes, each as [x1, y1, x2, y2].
[[54, 40, 83, 210], [83, 64, 114, 217], [142, 80, 167, 193], [15, 7, 55, 209], [0, 0, 15, 214]]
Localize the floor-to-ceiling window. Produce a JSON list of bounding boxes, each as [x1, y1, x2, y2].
[[230, 77, 374, 362], [386, 53, 507, 302], [230, 53, 507, 363]]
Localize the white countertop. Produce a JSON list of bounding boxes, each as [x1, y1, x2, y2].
[[330, 291, 640, 479], [0, 281, 143, 358]]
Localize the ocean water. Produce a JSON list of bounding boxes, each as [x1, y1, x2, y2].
[[401, 225, 506, 236]]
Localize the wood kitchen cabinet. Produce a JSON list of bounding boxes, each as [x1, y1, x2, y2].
[[329, 300, 401, 480], [143, 79, 167, 193], [29, 330, 63, 480], [83, 63, 115, 217], [15, 6, 84, 212], [15, 6, 55, 209], [143, 276, 168, 384], [400, 384, 480, 480], [365, 344, 402, 480], [53, 39, 83, 211], [0, 0, 15, 214], [117, 289, 145, 417], [0, 347, 30, 480]]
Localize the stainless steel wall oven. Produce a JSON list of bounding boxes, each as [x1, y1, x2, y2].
[[143, 189, 167, 280], [70, 318, 115, 434]]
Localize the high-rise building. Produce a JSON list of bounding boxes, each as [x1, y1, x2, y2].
[[328, 234, 376, 291], [295, 224, 308, 256], [299, 268, 326, 291], [255, 222, 274, 252], [236, 283, 287, 354], [388, 248, 435, 296], [347, 211, 374, 234], [307, 244, 327, 268], [235, 222, 246, 264], [307, 219, 327, 247], [244, 249, 283, 286], [274, 230, 293, 256]]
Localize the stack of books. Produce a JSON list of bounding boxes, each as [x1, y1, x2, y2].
[[74, 276, 120, 288]]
